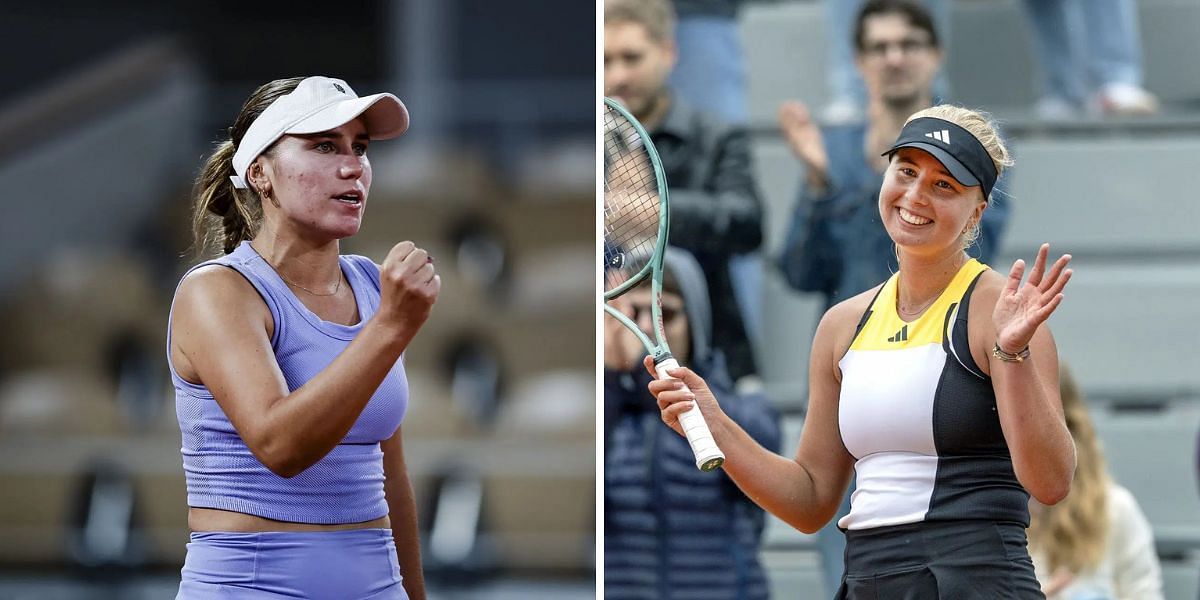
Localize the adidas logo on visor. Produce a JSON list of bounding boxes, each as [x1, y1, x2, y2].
[[924, 129, 951, 144]]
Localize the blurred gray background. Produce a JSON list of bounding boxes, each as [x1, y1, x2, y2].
[[0, 1, 595, 598], [739, 0, 1200, 598]]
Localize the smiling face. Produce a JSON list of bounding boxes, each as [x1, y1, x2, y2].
[[878, 147, 986, 256], [252, 118, 372, 241]]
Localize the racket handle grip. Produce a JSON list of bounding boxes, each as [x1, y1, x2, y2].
[[655, 357, 726, 472]]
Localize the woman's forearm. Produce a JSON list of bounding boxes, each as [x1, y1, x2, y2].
[[992, 358, 1075, 504], [252, 317, 415, 477], [713, 414, 846, 534]]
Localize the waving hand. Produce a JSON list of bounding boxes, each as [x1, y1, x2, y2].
[[993, 243, 1073, 353]]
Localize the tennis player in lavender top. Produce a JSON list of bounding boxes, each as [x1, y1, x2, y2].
[[168, 76, 438, 599]]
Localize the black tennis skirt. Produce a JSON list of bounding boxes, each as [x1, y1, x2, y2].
[[834, 520, 1045, 600]]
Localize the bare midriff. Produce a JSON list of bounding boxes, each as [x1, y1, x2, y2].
[[189, 507, 390, 532]]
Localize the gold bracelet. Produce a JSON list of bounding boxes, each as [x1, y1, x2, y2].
[[992, 342, 1031, 363]]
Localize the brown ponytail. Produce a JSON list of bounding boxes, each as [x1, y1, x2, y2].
[[190, 76, 306, 256]]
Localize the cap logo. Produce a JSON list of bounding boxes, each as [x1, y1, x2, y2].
[[924, 129, 950, 144], [332, 83, 346, 93]]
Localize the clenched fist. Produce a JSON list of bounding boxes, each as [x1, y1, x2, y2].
[[377, 241, 441, 333]]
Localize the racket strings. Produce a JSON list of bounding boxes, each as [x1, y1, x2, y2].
[[603, 105, 662, 293]]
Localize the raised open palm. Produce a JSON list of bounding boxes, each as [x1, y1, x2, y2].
[[993, 243, 1073, 353], [778, 100, 829, 180]]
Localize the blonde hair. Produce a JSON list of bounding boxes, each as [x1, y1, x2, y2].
[[1028, 364, 1110, 574], [191, 77, 304, 256], [604, 0, 676, 42]]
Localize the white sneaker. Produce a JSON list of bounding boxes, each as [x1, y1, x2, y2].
[[1096, 83, 1159, 116]]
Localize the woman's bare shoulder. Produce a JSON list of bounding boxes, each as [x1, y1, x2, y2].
[[813, 283, 886, 357], [823, 284, 885, 330], [175, 264, 260, 308], [172, 264, 272, 336]]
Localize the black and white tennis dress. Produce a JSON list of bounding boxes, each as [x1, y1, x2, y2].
[[834, 259, 1045, 599]]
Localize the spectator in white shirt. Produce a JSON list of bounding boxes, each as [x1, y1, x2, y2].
[[1029, 365, 1164, 600]]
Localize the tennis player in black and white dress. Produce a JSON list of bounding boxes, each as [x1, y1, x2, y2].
[[649, 104, 1075, 599]]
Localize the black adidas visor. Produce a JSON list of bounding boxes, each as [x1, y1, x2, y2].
[[882, 117, 999, 201]]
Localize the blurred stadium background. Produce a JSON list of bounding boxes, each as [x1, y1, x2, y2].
[[0, 1, 594, 598], [7, 0, 1200, 598], [741, 1, 1200, 598]]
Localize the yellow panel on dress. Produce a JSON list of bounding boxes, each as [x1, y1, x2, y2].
[[850, 259, 990, 352]]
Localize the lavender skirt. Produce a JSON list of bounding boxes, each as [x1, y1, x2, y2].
[[177, 528, 407, 599]]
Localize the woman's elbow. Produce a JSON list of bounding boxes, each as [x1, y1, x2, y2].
[[785, 502, 839, 534], [260, 451, 307, 479], [252, 434, 312, 479], [1031, 482, 1070, 506], [1021, 444, 1076, 505], [1027, 469, 1074, 506], [264, 460, 306, 479], [794, 520, 824, 535]]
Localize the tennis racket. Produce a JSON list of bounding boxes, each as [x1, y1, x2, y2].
[[602, 97, 725, 472]]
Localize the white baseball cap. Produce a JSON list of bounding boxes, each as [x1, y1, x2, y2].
[[229, 76, 410, 189]]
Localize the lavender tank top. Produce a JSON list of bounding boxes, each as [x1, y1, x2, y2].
[[168, 241, 407, 524]]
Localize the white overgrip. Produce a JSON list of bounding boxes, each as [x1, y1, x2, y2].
[[655, 357, 725, 471]]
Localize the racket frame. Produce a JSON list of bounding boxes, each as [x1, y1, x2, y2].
[[602, 97, 672, 364], [602, 97, 725, 472]]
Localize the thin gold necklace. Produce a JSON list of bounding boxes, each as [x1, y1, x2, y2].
[[896, 255, 968, 319], [250, 243, 342, 297], [278, 270, 342, 297], [896, 290, 940, 320]]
